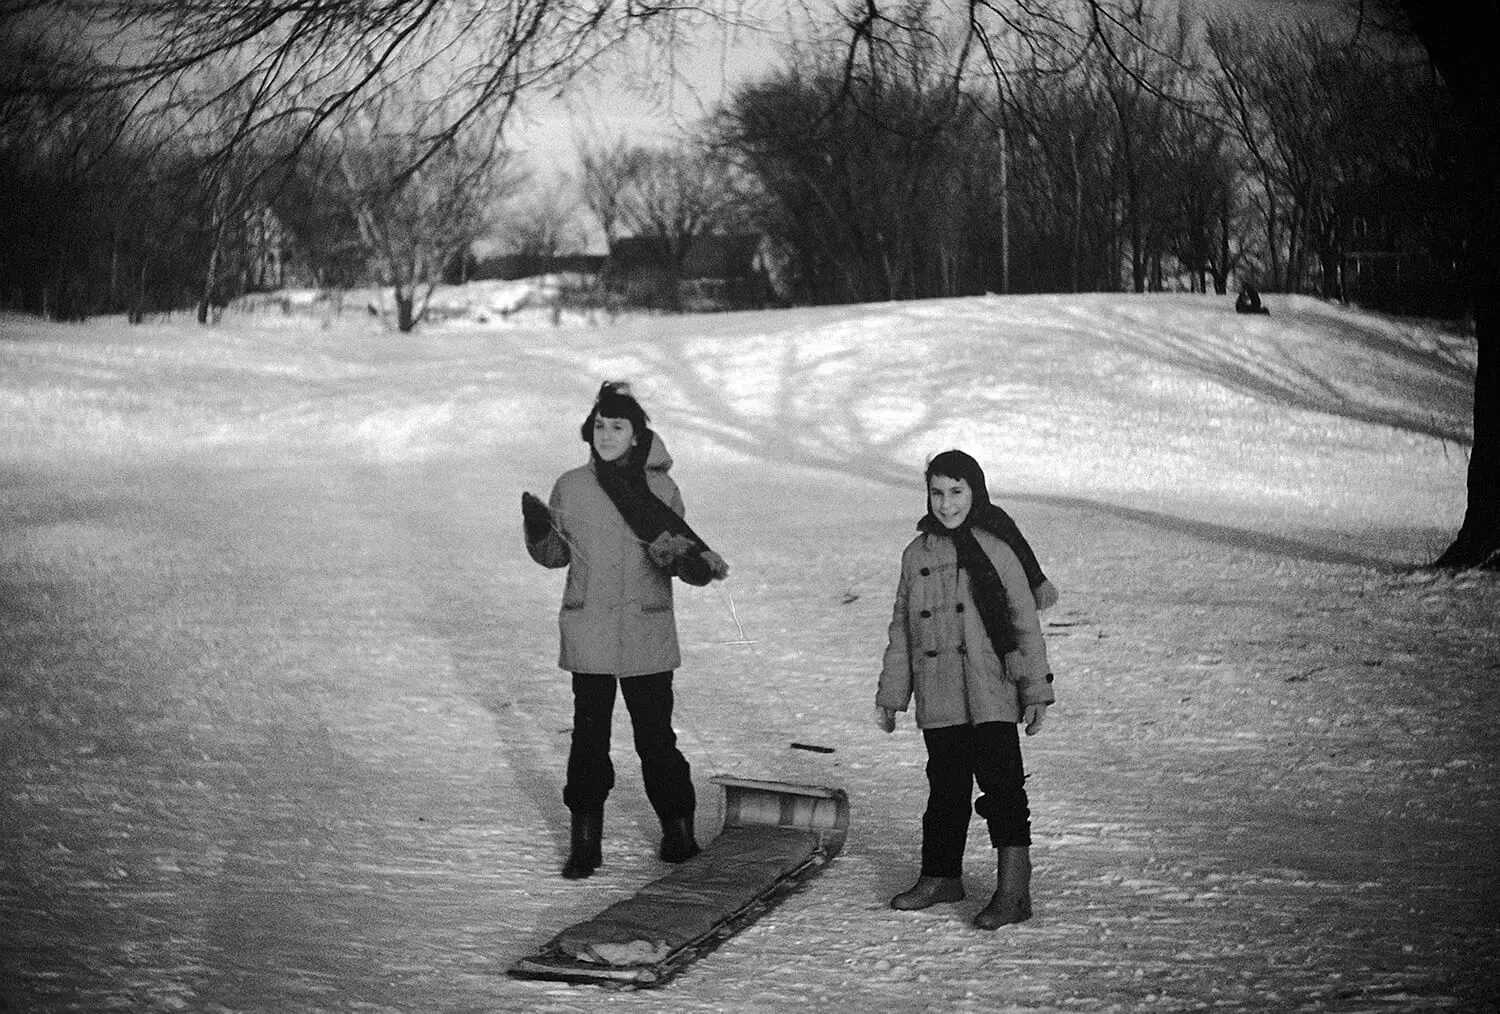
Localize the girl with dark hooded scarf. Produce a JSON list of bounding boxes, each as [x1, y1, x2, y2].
[[875, 450, 1056, 929]]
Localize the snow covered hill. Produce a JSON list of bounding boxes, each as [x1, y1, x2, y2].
[[1, 291, 1495, 1012]]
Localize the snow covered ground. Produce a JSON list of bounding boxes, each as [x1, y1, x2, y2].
[[1, 290, 1495, 1012]]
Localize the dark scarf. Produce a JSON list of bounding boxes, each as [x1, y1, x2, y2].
[[918, 510, 1019, 658], [591, 429, 715, 558], [968, 502, 1048, 593]]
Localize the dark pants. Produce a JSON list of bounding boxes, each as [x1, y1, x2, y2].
[[563, 671, 695, 821], [919, 721, 1031, 878]]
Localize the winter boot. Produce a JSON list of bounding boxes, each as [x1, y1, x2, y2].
[[890, 875, 966, 911], [659, 816, 701, 863], [561, 808, 603, 879], [974, 846, 1033, 929]]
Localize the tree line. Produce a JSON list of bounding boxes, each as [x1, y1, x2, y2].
[[708, 8, 1464, 309], [0, 2, 1468, 323]]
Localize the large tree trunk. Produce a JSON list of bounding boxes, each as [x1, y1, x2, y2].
[[1401, 1, 1500, 569], [1434, 303, 1498, 568]]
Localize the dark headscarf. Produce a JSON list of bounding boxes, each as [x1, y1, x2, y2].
[[919, 451, 1050, 591], [918, 450, 1027, 657]]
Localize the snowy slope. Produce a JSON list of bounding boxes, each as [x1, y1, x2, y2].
[[0, 291, 1495, 1012]]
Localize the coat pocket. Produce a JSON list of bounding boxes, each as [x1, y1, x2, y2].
[[910, 601, 940, 655], [913, 647, 944, 680], [996, 648, 1028, 684], [561, 574, 585, 611], [634, 566, 674, 614]]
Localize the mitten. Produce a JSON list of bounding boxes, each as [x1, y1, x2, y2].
[[647, 532, 698, 571], [701, 550, 729, 581], [874, 706, 896, 733], [1032, 578, 1059, 612], [522, 492, 553, 542], [676, 548, 730, 586]]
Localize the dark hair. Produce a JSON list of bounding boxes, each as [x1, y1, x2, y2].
[[925, 449, 993, 509], [580, 381, 650, 443]]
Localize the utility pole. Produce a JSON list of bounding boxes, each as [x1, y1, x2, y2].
[[999, 124, 1010, 295]]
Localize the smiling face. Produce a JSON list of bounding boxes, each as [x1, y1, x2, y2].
[[592, 415, 636, 462], [928, 474, 973, 529]]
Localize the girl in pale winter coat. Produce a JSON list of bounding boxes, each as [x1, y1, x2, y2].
[[523, 382, 729, 879], [876, 450, 1056, 929]]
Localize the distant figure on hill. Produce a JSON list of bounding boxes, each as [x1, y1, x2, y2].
[[1235, 284, 1270, 315]]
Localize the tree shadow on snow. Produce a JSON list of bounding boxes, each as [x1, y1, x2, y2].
[[1009, 492, 1408, 571], [623, 331, 1419, 573], [1094, 299, 1474, 445]]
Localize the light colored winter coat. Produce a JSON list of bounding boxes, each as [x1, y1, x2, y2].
[[527, 434, 684, 677], [877, 528, 1055, 728]]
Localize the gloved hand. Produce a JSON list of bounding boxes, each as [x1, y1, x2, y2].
[[650, 534, 731, 585], [677, 548, 731, 586], [648, 532, 698, 570], [874, 706, 896, 734], [1032, 579, 1059, 612], [1023, 702, 1048, 736], [522, 492, 553, 542]]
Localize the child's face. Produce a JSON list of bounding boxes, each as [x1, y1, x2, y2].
[[592, 415, 636, 462], [928, 474, 972, 529]]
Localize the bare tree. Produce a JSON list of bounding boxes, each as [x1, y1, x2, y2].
[[268, 138, 366, 291], [618, 147, 746, 267], [0, 29, 209, 319], [578, 136, 646, 253], [24, 0, 687, 173], [501, 179, 588, 274], [0, 0, 695, 323], [717, 3, 985, 304], [1159, 102, 1236, 294], [1089, 3, 1199, 292], [1204, 20, 1289, 289], [330, 110, 519, 332], [1000, 64, 1115, 292]]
